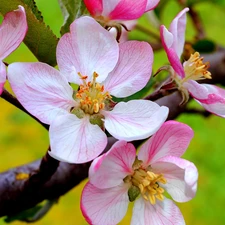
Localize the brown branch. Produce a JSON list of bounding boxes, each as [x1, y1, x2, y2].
[[188, 6, 206, 40], [0, 48, 225, 218], [0, 137, 117, 217], [178, 1, 205, 40]]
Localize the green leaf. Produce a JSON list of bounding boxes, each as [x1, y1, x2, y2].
[[193, 39, 217, 53], [0, 0, 59, 66], [4, 200, 57, 223], [58, 0, 88, 35]]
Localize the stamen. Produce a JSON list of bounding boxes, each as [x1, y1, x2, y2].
[[127, 167, 167, 205], [182, 52, 212, 82], [75, 72, 111, 115]]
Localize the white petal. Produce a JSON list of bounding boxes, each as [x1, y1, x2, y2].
[[0, 6, 27, 60], [57, 16, 119, 84], [152, 156, 198, 203], [103, 100, 168, 141], [49, 114, 107, 163], [131, 197, 185, 225], [81, 182, 129, 225], [138, 121, 194, 166], [184, 80, 225, 117], [0, 61, 6, 94], [169, 8, 189, 58], [103, 41, 153, 98], [145, 0, 160, 11], [8, 62, 75, 124], [161, 26, 174, 49], [89, 140, 136, 189], [102, 0, 121, 16]]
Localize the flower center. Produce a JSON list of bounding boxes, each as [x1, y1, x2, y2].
[[75, 72, 111, 115], [131, 168, 167, 204], [182, 52, 211, 83], [124, 160, 167, 205]]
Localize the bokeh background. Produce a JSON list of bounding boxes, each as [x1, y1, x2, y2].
[[0, 0, 225, 224]]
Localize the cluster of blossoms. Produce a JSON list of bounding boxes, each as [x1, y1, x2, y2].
[[1, 1, 225, 224], [160, 8, 225, 117]]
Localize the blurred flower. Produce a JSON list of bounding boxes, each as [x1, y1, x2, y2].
[[84, 0, 160, 40], [160, 8, 225, 117], [8, 16, 168, 163], [0, 5, 27, 95], [81, 121, 198, 225]]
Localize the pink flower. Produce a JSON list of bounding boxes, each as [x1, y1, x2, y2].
[[81, 121, 198, 225], [84, 0, 160, 40], [8, 16, 168, 163], [84, 0, 160, 22], [0, 5, 27, 95], [160, 8, 225, 117]]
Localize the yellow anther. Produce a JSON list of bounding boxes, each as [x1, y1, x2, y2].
[[129, 166, 167, 205], [149, 195, 156, 205], [93, 71, 99, 78], [182, 51, 212, 83], [147, 171, 156, 179], [156, 194, 164, 201], [143, 179, 150, 187], [157, 187, 165, 193], [139, 184, 144, 193], [75, 72, 111, 115]]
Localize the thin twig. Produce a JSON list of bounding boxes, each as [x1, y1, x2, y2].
[[135, 24, 160, 40], [178, 0, 206, 39], [184, 108, 211, 117]]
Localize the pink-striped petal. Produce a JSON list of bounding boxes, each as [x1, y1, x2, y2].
[[169, 8, 189, 58], [152, 156, 198, 203], [101, 0, 121, 16], [83, 0, 103, 16], [103, 41, 153, 98], [0, 6, 27, 60], [160, 25, 185, 78], [145, 0, 160, 11], [89, 140, 136, 189], [49, 114, 107, 163], [57, 16, 119, 84], [184, 80, 225, 117], [7, 62, 75, 124], [107, 0, 147, 20], [0, 61, 6, 95], [138, 121, 194, 166], [102, 100, 168, 141], [81, 182, 129, 225], [131, 197, 185, 225]]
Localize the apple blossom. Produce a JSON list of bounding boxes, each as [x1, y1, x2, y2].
[[8, 16, 168, 163], [84, 0, 160, 22], [160, 8, 225, 117], [84, 0, 160, 40], [0, 5, 27, 95], [81, 121, 198, 225]]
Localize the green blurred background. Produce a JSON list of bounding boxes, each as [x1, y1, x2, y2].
[[0, 0, 225, 224]]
